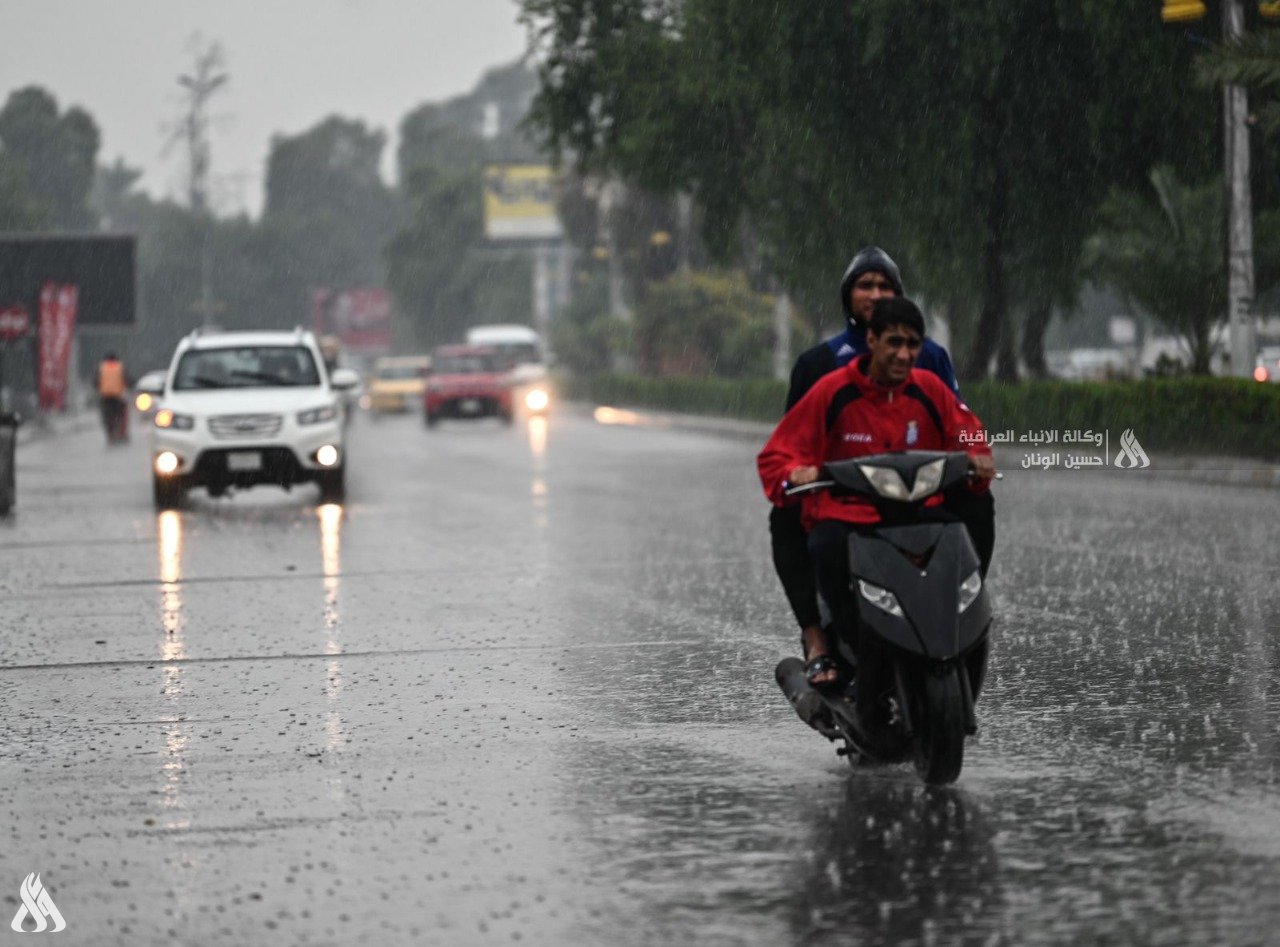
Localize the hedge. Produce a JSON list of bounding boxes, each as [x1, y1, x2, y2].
[[561, 373, 1280, 461]]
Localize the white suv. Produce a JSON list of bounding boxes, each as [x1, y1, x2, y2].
[[150, 327, 359, 508]]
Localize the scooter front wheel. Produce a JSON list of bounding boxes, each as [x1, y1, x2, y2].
[[913, 667, 966, 785]]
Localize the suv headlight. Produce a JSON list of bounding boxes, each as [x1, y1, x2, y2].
[[958, 569, 983, 613], [154, 409, 194, 430], [298, 405, 338, 425], [858, 579, 905, 618]]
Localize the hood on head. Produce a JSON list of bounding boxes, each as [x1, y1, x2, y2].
[[840, 246, 904, 321]]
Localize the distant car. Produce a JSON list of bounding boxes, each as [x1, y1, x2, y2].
[[365, 355, 431, 413], [149, 327, 360, 508], [132, 369, 167, 419], [1254, 346, 1280, 383], [465, 324, 551, 417], [423, 345, 513, 427]]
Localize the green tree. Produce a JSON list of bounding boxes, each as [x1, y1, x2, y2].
[[0, 86, 100, 230], [1087, 167, 1226, 374], [633, 269, 776, 377], [520, 0, 1219, 378], [262, 116, 400, 292], [386, 165, 488, 349], [0, 153, 47, 231], [398, 61, 540, 177]]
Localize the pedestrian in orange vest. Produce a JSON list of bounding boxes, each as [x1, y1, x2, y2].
[[97, 352, 129, 444]]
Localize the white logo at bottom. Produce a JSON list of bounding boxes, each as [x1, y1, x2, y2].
[[11, 874, 66, 933]]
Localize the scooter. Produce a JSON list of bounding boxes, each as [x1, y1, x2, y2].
[[775, 451, 993, 785]]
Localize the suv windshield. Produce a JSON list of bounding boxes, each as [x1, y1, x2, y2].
[[173, 345, 322, 390], [434, 353, 499, 374]]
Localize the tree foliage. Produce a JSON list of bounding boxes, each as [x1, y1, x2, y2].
[[0, 86, 100, 230], [633, 269, 776, 377], [1086, 166, 1227, 375], [521, 0, 1221, 378]]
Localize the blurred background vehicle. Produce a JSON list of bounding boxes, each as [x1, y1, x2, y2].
[[363, 354, 431, 414], [1253, 345, 1280, 383], [466, 324, 551, 416], [132, 369, 167, 420], [423, 344, 513, 427]]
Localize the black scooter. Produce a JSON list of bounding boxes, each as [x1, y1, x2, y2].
[[775, 451, 993, 785]]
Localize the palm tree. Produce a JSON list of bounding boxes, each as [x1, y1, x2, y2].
[[1086, 166, 1224, 374]]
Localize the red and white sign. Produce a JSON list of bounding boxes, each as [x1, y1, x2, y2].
[[311, 287, 391, 354], [38, 282, 78, 411], [0, 303, 30, 340]]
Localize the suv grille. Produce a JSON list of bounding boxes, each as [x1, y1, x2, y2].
[[209, 413, 283, 438]]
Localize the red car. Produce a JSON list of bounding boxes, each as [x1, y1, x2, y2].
[[423, 345, 514, 427]]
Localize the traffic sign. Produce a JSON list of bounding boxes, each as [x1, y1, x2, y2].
[[0, 304, 30, 340]]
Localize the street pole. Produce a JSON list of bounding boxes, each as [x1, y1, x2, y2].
[[1223, 0, 1257, 377]]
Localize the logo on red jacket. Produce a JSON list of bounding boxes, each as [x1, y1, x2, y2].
[[905, 419, 918, 446]]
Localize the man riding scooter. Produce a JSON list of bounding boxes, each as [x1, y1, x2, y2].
[[758, 298, 996, 687]]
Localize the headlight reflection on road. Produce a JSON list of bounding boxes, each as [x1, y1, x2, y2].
[[526, 415, 549, 530], [318, 502, 343, 645], [156, 509, 191, 828], [526, 414, 548, 458], [317, 503, 348, 764], [157, 510, 185, 662]]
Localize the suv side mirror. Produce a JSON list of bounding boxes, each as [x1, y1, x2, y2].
[[330, 367, 360, 390]]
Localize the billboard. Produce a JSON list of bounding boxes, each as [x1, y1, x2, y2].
[[0, 234, 136, 326], [483, 165, 563, 241], [311, 287, 391, 355]]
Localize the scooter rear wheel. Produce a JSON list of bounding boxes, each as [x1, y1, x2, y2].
[[913, 668, 966, 785]]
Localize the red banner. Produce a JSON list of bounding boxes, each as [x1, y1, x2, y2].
[[311, 287, 391, 354], [38, 282, 77, 411]]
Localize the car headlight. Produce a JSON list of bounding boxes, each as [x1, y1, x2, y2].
[[958, 569, 982, 613], [135, 392, 153, 412], [858, 579, 905, 618], [524, 388, 550, 411], [298, 405, 338, 425], [154, 409, 194, 430]]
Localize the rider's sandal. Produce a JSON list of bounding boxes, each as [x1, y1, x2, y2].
[[804, 655, 840, 690]]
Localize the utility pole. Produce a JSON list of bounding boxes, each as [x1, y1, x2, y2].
[[172, 38, 228, 329], [1223, 0, 1257, 377]]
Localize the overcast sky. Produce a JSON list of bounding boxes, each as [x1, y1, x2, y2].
[[1, 0, 529, 217]]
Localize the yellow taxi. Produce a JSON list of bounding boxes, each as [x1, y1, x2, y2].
[[364, 355, 431, 413]]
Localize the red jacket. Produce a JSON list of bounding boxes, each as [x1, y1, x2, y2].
[[758, 356, 992, 526]]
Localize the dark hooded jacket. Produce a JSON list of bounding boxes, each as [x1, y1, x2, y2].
[[784, 247, 959, 410]]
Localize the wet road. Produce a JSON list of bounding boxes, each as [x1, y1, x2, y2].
[[2, 407, 1279, 946]]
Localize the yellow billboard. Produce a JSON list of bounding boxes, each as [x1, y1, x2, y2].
[[483, 165, 563, 241]]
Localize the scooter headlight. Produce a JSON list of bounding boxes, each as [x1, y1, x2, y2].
[[858, 459, 945, 501], [958, 569, 982, 613], [858, 579, 905, 618], [859, 465, 908, 500]]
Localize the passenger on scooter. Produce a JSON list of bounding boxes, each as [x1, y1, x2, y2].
[[758, 297, 997, 687], [771, 247, 994, 688]]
